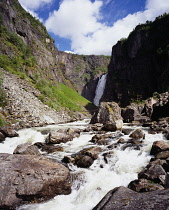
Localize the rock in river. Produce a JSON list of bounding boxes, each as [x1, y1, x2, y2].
[[90, 102, 123, 131], [0, 153, 72, 209]]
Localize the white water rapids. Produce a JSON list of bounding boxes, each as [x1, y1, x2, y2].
[[0, 120, 166, 210], [93, 73, 107, 106]]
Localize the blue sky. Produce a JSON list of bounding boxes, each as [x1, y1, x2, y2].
[[18, 0, 169, 55]]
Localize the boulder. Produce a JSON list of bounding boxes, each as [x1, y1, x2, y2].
[[34, 142, 64, 153], [0, 127, 19, 138], [75, 155, 94, 168], [150, 140, 169, 156], [90, 102, 123, 131], [0, 131, 5, 142], [57, 128, 81, 138], [80, 147, 102, 160], [155, 151, 169, 159], [62, 147, 102, 168], [0, 153, 72, 209], [90, 134, 112, 145], [129, 129, 145, 140], [45, 131, 73, 144], [93, 186, 169, 210], [13, 143, 40, 155], [121, 103, 149, 123], [138, 164, 166, 184], [128, 178, 164, 192]]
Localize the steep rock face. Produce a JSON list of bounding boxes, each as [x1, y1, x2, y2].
[[0, 0, 110, 103], [102, 15, 169, 107], [56, 52, 110, 101]]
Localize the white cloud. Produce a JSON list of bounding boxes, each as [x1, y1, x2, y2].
[[18, 0, 53, 10], [46, 0, 169, 55]]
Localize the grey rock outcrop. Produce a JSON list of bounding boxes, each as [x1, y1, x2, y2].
[[45, 131, 73, 144], [93, 186, 169, 210], [0, 153, 72, 209], [13, 143, 40, 155], [90, 102, 123, 131]]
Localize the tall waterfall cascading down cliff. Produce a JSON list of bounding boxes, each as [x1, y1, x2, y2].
[[93, 73, 107, 106]]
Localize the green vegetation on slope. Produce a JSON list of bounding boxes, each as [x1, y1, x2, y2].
[[35, 78, 92, 112]]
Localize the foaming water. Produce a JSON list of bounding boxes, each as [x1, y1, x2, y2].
[[0, 121, 165, 210]]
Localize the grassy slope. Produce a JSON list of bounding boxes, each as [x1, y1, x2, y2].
[[0, 0, 94, 116]]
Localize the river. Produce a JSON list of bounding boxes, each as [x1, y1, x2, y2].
[[0, 119, 166, 210]]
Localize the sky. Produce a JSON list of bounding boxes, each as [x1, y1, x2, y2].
[[18, 0, 169, 55]]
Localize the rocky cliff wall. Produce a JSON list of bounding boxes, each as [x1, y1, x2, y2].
[[102, 14, 169, 107], [0, 0, 110, 104]]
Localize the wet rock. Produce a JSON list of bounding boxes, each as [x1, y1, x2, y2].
[[0, 153, 72, 209], [122, 128, 135, 135], [0, 132, 5, 142], [121, 143, 140, 151], [165, 131, 169, 140], [164, 173, 169, 188], [128, 178, 164, 192], [155, 151, 169, 159], [150, 140, 169, 156], [90, 134, 111, 145], [62, 155, 76, 164], [138, 164, 166, 184], [45, 131, 73, 144], [13, 143, 40, 155], [0, 127, 19, 138], [84, 123, 104, 132], [129, 129, 145, 140], [90, 102, 123, 131], [121, 103, 150, 123], [93, 186, 169, 210], [80, 147, 102, 160], [34, 142, 64, 153], [75, 155, 94, 168], [57, 128, 81, 138], [117, 138, 125, 144]]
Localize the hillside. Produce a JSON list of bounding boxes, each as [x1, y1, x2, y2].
[[0, 0, 110, 127], [102, 13, 169, 107]]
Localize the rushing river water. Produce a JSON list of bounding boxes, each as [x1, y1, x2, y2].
[[0, 119, 166, 210]]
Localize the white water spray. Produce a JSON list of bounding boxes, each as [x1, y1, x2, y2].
[[93, 73, 107, 106]]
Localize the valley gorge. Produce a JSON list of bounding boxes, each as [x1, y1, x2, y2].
[[0, 0, 169, 210]]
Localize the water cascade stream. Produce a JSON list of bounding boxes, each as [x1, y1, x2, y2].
[[93, 73, 107, 106], [0, 120, 166, 210]]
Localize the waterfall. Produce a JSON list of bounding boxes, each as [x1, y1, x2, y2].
[[93, 73, 107, 106]]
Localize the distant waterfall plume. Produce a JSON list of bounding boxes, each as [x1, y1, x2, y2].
[[93, 73, 107, 106]]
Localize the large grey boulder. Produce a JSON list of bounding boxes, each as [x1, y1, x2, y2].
[[0, 153, 72, 209], [90, 102, 123, 131], [46, 131, 73, 144], [93, 186, 169, 210], [121, 103, 149, 123], [0, 127, 19, 138], [150, 140, 169, 156], [13, 142, 40, 155]]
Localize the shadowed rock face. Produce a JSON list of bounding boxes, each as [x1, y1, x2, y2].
[[102, 15, 169, 107], [0, 154, 72, 209], [93, 186, 169, 210]]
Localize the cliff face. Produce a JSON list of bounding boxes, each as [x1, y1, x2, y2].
[[102, 14, 169, 107], [0, 0, 110, 103]]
